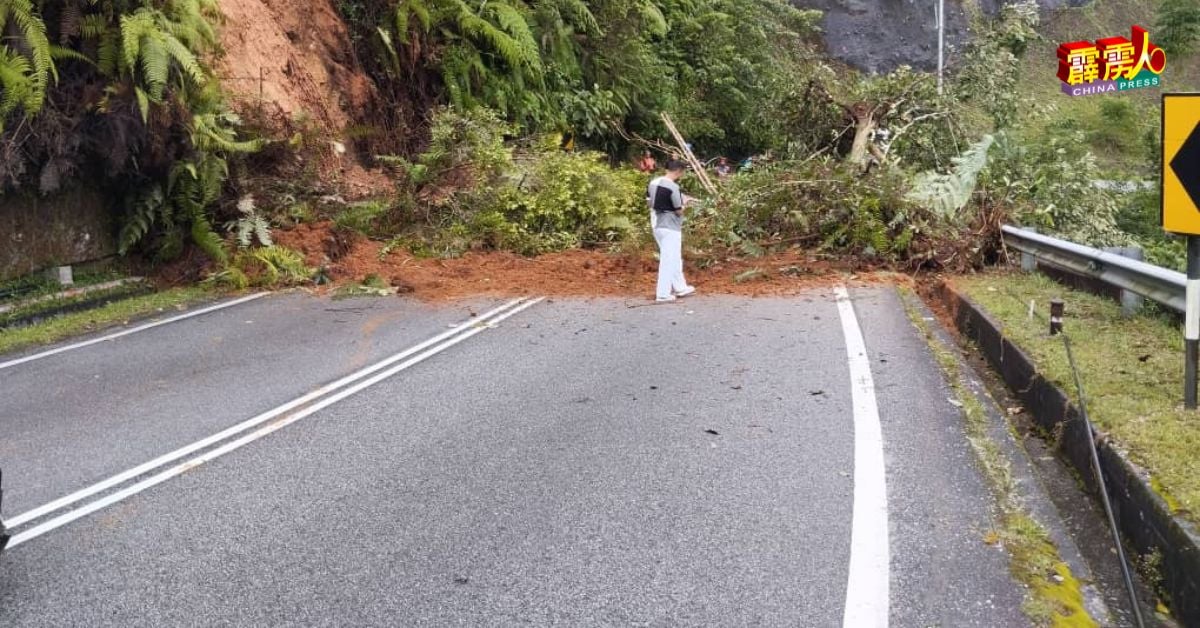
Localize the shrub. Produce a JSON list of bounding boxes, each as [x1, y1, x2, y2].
[[981, 130, 1130, 248], [391, 108, 647, 257], [227, 245, 312, 286], [334, 201, 392, 236], [691, 159, 926, 264]]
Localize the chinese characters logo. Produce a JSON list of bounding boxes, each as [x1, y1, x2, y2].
[[1057, 26, 1166, 96]]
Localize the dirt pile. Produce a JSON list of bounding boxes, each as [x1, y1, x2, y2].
[[273, 221, 901, 301], [214, 0, 393, 197]]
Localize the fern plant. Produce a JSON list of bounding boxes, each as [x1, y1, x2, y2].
[[907, 135, 994, 221], [117, 0, 211, 117], [0, 0, 55, 131], [378, 0, 546, 124], [230, 245, 311, 286], [226, 195, 274, 248], [118, 153, 230, 263]]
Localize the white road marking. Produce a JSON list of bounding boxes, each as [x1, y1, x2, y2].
[[6, 297, 544, 548], [0, 292, 269, 371], [4, 297, 529, 529], [834, 285, 890, 628]]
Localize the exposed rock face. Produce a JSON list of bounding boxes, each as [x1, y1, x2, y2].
[[0, 188, 115, 280], [795, 0, 1081, 74]]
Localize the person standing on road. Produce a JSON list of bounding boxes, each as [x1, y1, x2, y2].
[[647, 160, 696, 302]]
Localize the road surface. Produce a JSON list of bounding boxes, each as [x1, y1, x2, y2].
[[0, 287, 1055, 625]]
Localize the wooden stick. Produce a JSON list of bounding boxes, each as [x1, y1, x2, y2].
[[660, 113, 718, 196]]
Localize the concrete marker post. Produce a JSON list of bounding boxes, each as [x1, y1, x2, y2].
[[1186, 236, 1200, 409], [43, 265, 73, 286]]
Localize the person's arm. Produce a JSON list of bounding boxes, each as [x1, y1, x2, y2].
[[671, 186, 684, 216]]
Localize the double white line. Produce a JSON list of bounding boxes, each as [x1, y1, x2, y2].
[[3, 296, 544, 549]]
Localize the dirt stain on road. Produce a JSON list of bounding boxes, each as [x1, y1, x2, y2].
[[346, 311, 395, 371]]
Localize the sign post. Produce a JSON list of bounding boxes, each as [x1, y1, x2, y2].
[[1188, 238, 1200, 409], [1162, 93, 1200, 408]]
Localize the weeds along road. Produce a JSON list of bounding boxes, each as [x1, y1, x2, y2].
[[0, 288, 1038, 626]]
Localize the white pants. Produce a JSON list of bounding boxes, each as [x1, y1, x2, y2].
[[653, 227, 688, 299]]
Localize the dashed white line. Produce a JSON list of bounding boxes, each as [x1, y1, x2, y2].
[[834, 285, 890, 628], [0, 292, 269, 371]]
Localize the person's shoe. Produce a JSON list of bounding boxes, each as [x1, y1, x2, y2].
[[655, 295, 677, 302], [674, 286, 696, 297]]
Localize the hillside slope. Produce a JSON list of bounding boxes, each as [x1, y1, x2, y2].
[[214, 0, 392, 195], [794, 0, 1092, 72]]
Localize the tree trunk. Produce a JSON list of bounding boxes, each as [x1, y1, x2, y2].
[[846, 102, 876, 170]]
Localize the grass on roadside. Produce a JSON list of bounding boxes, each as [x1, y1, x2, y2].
[[0, 269, 127, 305], [0, 281, 152, 327], [955, 271, 1200, 529], [0, 286, 216, 356]]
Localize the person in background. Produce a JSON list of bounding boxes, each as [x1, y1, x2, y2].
[[637, 150, 657, 173], [646, 160, 696, 302], [714, 157, 733, 179]]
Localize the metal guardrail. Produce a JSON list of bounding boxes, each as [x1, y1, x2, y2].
[[1001, 225, 1187, 313]]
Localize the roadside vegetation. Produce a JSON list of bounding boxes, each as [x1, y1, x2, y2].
[[956, 271, 1200, 531], [0, 279, 150, 328], [0, 285, 214, 355], [0, 269, 127, 305]]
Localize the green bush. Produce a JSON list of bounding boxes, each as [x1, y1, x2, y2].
[[391, 107, 647, 256], [691, 159, 923, 263], [224, 245, 312, 287], [982, 130, 1130, 247]]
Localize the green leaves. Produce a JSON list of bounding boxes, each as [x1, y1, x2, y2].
[[227, 196, 274, 248], [364, 0, 820, 153], [392, 108, 645, 256], [0, 0, 55, 130], [1157, 0, 1200, 56], [907, 135, 994, 221], [119, 4, 210, 107]]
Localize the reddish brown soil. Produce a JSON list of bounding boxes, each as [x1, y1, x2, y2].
[[213, 0, 395, 198], [273, 221, 910, 301], [215, 0, 370, 137]]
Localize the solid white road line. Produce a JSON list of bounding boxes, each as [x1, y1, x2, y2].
[[4, 297, 528, 529], [0, 292, 269, 371], [5, 297, 544, 549], [834, 285, 890, 628]]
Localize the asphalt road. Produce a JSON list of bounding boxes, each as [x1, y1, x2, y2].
[[0, 287, 1036, 626]]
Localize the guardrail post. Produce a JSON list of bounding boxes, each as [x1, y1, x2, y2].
[[1187, 237, 1200, 409], [1020, 227, 1037, 272], [1103, 246, 1145, 316]]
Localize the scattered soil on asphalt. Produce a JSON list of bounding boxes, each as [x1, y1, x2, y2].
[[915, 274, 968, 335], [273, 221, 910, 301]]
